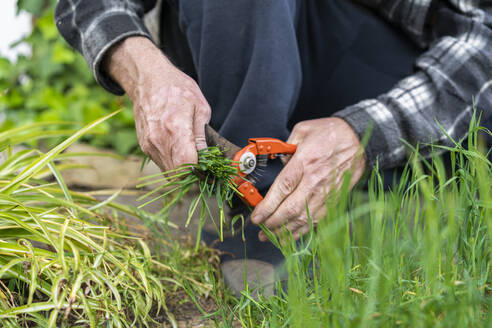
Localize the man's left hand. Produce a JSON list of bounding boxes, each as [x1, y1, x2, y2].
[[251, 117, 366, 241]]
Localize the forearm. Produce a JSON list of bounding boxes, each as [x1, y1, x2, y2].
[[335, 3, 492, 169], [55, 0, 157, 94], [103, 37, 172, 99], [101, 37, 211, 172]]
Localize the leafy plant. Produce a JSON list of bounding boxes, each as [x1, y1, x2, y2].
[[1, 0, 138, 154], [0, 112, 219, 327]]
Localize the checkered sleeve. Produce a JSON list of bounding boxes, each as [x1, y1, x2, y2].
[[334, 1, 492, 170], [55, 0, 157, 95], [357, 0, 436, 45]]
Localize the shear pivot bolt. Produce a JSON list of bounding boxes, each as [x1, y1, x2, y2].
[[239, 152, 257, 175]]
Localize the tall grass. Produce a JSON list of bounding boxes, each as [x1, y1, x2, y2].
[[5, 109, 489, 327], [217, 113, 491, 327], [0, 112, 218, 327]]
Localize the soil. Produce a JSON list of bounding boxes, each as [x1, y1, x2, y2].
[[164, 290, 217, 327]]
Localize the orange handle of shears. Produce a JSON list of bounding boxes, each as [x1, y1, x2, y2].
[[233, 138, 297, 207]]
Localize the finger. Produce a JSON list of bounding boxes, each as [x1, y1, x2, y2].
[[281, 123, 308, 166], [291, 225, 311, 241], [193, 105, 211, 151], [170, 120, 197, 168], [280, 127, 303, 166], [287, 121, 310, 145], [258, 218, 305, 242], [290, 206, 326, 240], [263, 188, 325, 231], [147, 142, 169, 171], [152, 103, 197, 169], [134, 113, 169, 171], [259, 204, 324, 242], [251, 157, 304, 225], [260, 185, 308, 230], [280, 154, 292, 166]]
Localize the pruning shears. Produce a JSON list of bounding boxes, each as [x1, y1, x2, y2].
[[204, 124, 297, 207]]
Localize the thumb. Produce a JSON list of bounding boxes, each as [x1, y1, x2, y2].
[[286, 127, 306, 146], [283, 125, 306, 165]]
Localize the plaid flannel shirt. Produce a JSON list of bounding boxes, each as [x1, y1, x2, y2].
[[55, 0, 492, 169]]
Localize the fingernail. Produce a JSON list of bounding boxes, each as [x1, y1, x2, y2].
[[258, 232, 266, 242], [251, 215, 263, 225]]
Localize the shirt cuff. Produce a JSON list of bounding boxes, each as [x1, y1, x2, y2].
[[333, 102, 391, 170], [83, 13, 153, 95]]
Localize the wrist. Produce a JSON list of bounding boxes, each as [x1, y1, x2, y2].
[[332, 117, 367, 169], [103, 36, 171, 98]]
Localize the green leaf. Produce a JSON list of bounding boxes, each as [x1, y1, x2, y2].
[[6, 89, 24, 108], [51, 43, 75, 64], [1, 110, 121, 194], [37, 12, 58, 40], [17, 0, 45, 16], [114, 129, 138, 155]]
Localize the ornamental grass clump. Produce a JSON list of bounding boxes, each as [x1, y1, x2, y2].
[[0, 112, 216, 327], [137, 146, 244, 247]]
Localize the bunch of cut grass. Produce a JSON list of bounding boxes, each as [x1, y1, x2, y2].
[[213, 112, 492, 327], [137, 146, 244, 248], [0, 112, 217, 327]]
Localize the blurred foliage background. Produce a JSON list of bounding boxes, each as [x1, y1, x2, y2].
[[0, 0, 138, 155]]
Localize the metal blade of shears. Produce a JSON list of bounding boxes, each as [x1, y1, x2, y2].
[[204, 124, 242, 160]]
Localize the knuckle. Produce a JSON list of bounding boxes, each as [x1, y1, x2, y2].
[[290, 220, 304, 232], [183, 76, 199, 87], [293, 121, 308, 135], [195, 134, 206, 144], [171, 141, 196, 165], [307, 170, 326, 188], [199, 105, 211, 118], [278, 176, 296, 196], [291, 159, 305, 175], [163, 116, 182, 134], [290, 216, 309, 232], [257, 202, 277, 219], [147, 132, 165, 148], [180, 79, 200, 96], [277, 165, 303, 195], [298, 214, 309, 226], [284, 201, 300, 218], [139, 141, 152, 155]]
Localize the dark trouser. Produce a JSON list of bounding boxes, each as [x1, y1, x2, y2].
[[160, 0, 422, 263]]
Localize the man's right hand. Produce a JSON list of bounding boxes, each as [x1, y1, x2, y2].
[[104, 36, 211, 171]]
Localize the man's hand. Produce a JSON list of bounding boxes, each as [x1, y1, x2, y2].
[[251, 117, 366, 241], [105, 37, 211, 171]]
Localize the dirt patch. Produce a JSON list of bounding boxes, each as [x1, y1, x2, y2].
[[163, 290, 217, 327]]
